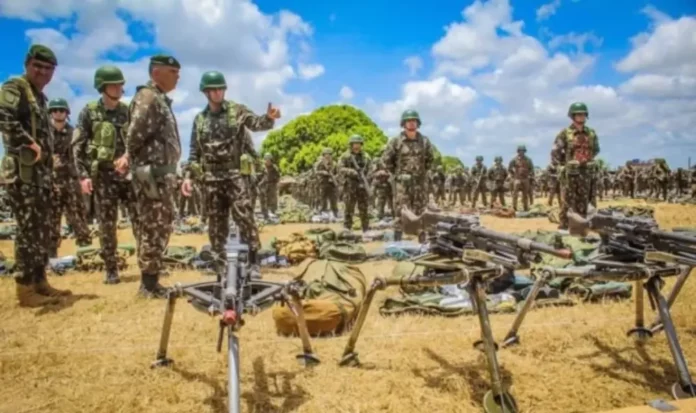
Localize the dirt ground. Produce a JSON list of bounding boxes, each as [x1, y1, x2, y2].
[[1, 198, 696, 413]]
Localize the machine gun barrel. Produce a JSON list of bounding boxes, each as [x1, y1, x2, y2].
[[469, 227, 572, 260]]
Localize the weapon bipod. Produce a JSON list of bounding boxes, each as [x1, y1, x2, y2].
[[500, 257, 696, 400], [338, 262, 519, 413]]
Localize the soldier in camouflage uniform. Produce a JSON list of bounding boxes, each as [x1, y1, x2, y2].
[[177, 161, 198, 217], [370, 145, 394, 219], [240, 152, 257, 212], [0, 45, 69, 307], [618, 161, 635, 198], [450, 167, 468, 206], [339, 135, 372, 232], [651, 158, 671, 201], [488, 156, 507, 206], [552, 102, 600, 229], [431, 165, 446, 204], [382, 110, 434, 241], [48, 98, 92, 257], [675, 167, 687, 196], [258, 153, 280, 219], [546, 158, 561, 206], [509, 145, 534, 211], [182, 70, 279, 274], [470, 156, 488, 207], [462, 166, 473, 204], [314, 148, 339, 217], [122, 55, 182, 297], [73, 65, 139, 285]]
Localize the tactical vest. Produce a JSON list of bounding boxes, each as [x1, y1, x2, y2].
[[194, 101, 240, 170], [564, 126, 597, 164], [86, 101, 128, 176], [491, 165, 506, 180], [394, 134, 428, 179], [513, 157, 530, 178]]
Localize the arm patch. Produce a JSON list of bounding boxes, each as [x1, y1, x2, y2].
[[0, 87, 20, 109]]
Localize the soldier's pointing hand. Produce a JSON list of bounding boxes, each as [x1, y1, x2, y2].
[[267, 102, 281, 120]]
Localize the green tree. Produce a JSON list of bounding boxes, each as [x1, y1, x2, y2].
[[440, 155, 464, 172], [596, 158, 610, 170], [261, 105, 388, 174]]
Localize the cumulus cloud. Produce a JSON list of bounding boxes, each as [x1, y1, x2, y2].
[[403, 56, 423, 76], [339, 86, 354, 100], [536, 0, 561, 21], [298, 63, 325, 80]]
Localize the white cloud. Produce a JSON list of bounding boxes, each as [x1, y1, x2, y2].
[[536, 0, 561, 21], [619, 74, 696, 98], [339, 86, 354, 100], [403, 56, 423, 76], [298, 63, 325, 80], [547, 31, 603, 52]]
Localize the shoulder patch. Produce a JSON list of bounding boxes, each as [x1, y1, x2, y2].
[[0, 88, 20, 109]]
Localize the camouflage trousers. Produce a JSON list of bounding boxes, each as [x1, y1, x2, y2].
[[51, 178, 92, 255], [374, 185, 393, 219], [83, 192, 98, 224], [205, 178, 260, 260], [560, 171, 592, 228], [7, 183, 52, 284], [512, 179, 530, 211], [178, 185, 199, 217], [449, 188, 466, 206], [259, 184, 278, 218], [548, 180, 561, 206], [319, 183, 338, 215], [472, 184, 488, 207], [622, 181, 635, 198], [343, 185, 370, 231], [490, 182, 506, 207], [132, 175, 176, 275], [243, 176, 257, 213], [393, 180, 427, 232], [433, 186, 446, 203], [95, 173, 140, 273]]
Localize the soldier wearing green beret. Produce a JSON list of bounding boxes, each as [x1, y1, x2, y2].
[[123, 54, 182, 298], [508, 146, 534, 211], [488, 156, 508, 206], [471, 156, 488, 207], [73, 65, 139, 285], [181, 70, 280, 273], [0, 44, 70, 307], [47, 98, 92, 257], [314, 148, 340, 218], [258, 152, 281, 220]]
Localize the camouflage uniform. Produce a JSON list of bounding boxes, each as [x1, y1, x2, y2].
[[0, 45, 68, 306], [650, 159, 671, 201], [546, 161, 561, 206], [127, 56, 182, 297], [675, 168, 687, 196], [508, 147, 534, 211], [73, 67, 140, 284], [432, 166, 446, 204], [339, 136, 372, 231], [383, 110, 434, 238], [449, 168, 466, 206], [48, 100, 91, 255], [618, 163, 635, 198], [370, 156, 394, 219], [488, 157, 507, 206], [258, 153, 280, 218], [553, 102, 600, 228], [470, 157, 488, 207], [314, 150, 339, 216], [177, 162, 199, 217]]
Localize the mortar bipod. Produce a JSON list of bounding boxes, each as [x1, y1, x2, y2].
[[338, 266, 518, 413]]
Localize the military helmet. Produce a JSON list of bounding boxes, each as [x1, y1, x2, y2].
[[517, 145, 527, 152], [568, 102, 589, 118], [494, 156, 502, 162], [199, 71, 227, 91], [322, 148, 332, 155], [94, 65, 125, 92], [264, 153, 273, 160], [349, 134, 364, 144], [400, 109, 421, 127], [476, 155, 483, 162], [48, 98, 69, 113], [437, 165, 444, 172]]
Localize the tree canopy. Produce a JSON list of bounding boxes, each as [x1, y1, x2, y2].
[[260, 105, 389, 174], [440, 155, 464, 172]]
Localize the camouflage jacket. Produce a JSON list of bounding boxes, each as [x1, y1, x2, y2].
[[546, 164, 560, 182], [126, 81, 181, 170], [72, 99, 129, 180], [258, 162, 281, 188], [314, 157, 338, 186], [188, 100, 273, 181], [450, 172, 467, 188], [432, 171, 446, 187], [339, 150, 372, 189], [370, 159, 391, 187], [471, 164, 488, 186], [0, 75, 54, 188], [382, 132, 434, 184], [488, 163, 508, 182], [508, 155, 534, 180], [651, 163, 671, 181], [51, 123, 78, 180], [552, 124, 600, 165]]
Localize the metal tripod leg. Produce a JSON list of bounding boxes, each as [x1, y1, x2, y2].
[[644, 276, 696, 399], [284, 290, 320, 366], [502, 270, 551, 348], [649, 268, 691, 334], [627, 280, 653, 340], [151, 290, 178, 368], [339, 278, 385, 367], [471, 277, 518, 413], [229, 327, 241, 413]]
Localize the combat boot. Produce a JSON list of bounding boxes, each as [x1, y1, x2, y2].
[[17, 283, 60, 307], [35, 268, 72, 297], [104, 270, 121, 285], [138, 273, 168, 299], [394, 231, 403, 242]]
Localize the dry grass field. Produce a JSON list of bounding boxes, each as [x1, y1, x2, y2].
[[1, 198, 696, 413]]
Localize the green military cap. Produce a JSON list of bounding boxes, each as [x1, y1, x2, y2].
[[26, 44, 58, 66], [517, 145, 527, 152], [349, 134, 363, 144], [150, 54, 181, 69], [494, 156, 502, 162]]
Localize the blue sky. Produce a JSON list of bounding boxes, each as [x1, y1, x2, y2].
[[1, 0, 695, 167]]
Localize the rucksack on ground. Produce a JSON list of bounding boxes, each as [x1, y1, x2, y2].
[[318, 242, 367, 263]]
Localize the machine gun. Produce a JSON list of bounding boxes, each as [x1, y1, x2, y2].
[[339, 207, 572, 413], [151, 230, 319, 413]]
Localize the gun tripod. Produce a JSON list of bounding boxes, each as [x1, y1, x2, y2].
[[151, 241, 319, 413], [338, 257, 519, 413]]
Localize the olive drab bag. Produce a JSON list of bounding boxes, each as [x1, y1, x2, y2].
[[271, 233, 318, 264], [86, 101, 128, 176], [163, 245, 198, 267], [318, 242, 367, 263], [76, 244, 135, 271], [272, 258, 367, 337]]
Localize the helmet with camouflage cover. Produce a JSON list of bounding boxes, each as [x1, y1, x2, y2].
[[494, 156, 502, 162], [568, 102, 589, 118], [349, 134, 364, 145], [476, 155, 483, 162], [199, 71, 227, 91], [517, 145, 527, 152], [94, 65, 125, 92], [322, 148, 332, 155], [400, 109, 421, 127], [48, 98, 70, 113]]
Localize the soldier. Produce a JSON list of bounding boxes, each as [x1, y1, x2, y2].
[[0, 44, 69, 307], [470, 156, 488, 207], [314, 148, 339, 218], [432, 165, 447, 204], [462, 166, 473, 204], [651, 158, 671, 201], [552, 102, 600, 229], [508, 146, 533, 211], [370, 145, 394, 219], [182, 70, 279, 276], [73, 65, 139, 285], [339, 135, 372, 232], [258, 153, 280, 219], [546, 158, 561, 206], [48, 98, 92, 257], [240, 152, 257, 212], [618, 161, 635, 198], [676, 167, 687, 196], [488, 156, 507, 206], [382, 109, 434, 241], [124, 55, 181, 297]]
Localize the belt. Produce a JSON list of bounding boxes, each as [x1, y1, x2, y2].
[[151, 164, 177, 177]]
